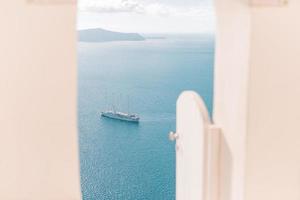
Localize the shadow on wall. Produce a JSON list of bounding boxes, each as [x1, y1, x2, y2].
[[220, 132, 233, 200]]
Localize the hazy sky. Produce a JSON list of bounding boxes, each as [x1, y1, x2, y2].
[[78, 0, 215, 33]]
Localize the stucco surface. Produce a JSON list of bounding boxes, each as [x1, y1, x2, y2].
[[0, 1, 81, 199]]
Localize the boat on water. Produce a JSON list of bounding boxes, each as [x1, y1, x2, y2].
[[102, 93, 139, 123], [101, 110, 140, 123]]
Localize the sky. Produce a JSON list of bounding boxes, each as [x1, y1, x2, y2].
[[78, 0, 215, 33]]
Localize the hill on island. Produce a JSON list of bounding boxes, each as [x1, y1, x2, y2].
[[78, 28, 146, 42]]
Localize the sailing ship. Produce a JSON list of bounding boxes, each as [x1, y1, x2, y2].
[[101, 93, 140, 123], [101, 111, 140, 123]]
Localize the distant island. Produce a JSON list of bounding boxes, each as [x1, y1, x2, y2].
[[79, 28, 146, 43]]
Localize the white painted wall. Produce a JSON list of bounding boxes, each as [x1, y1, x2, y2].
[[246, 1, 300, 200], [176, 92, 210, 200], [215, 1, 300, 200], [214, 1, 251, 200], [0, 1, 81, 199], [175, 91, 220, 200]]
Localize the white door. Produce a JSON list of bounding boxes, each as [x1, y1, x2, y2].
[[169, 91, 220, 200]]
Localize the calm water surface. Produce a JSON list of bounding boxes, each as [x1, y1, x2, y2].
[[78, 34, 214, 200]]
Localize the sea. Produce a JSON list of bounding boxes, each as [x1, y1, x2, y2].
[[78, 34, 215, 200]]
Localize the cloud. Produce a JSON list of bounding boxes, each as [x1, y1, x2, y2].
[[79, 0, 144, 14], [79, 0, 213, 17], [144, 3, 181, 17]]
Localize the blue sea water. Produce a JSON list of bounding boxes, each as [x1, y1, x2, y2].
[[78, 34, 215, 200]]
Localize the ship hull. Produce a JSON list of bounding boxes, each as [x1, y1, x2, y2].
[[101, 112, 139, 123]]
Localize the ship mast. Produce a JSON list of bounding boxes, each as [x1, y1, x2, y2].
[[112, 93, 116, 112], [127, 95, 130, 114]]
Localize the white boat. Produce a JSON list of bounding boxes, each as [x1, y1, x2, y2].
[[101, 110, 140, 123]]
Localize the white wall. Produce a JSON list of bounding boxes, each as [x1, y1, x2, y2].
[[214, 1, 251, 200], [0, 1, 81, 199], [215, 1, 300, 200], [246, 1, 300, 200]]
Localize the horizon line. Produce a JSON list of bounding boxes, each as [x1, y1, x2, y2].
[[77, 27, 215, 35]]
